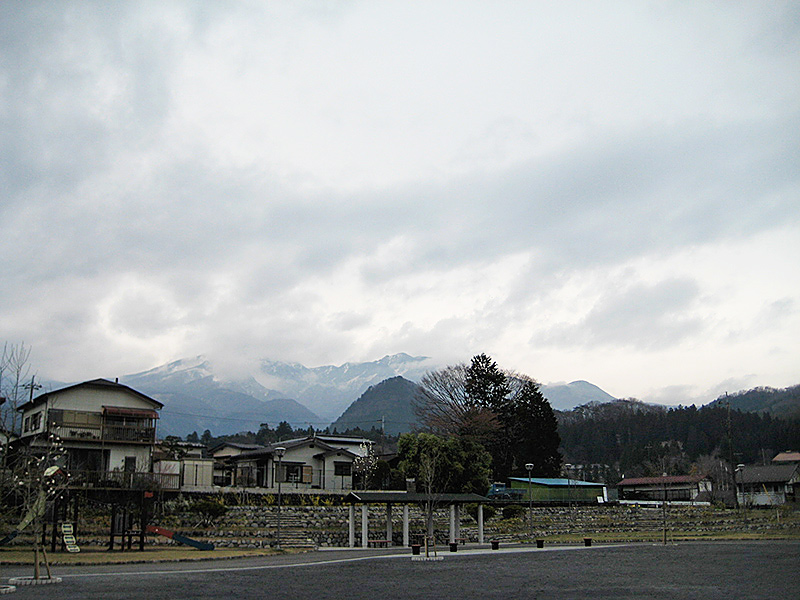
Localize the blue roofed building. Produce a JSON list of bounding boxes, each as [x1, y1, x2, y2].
[[506, 477, 608, 504]]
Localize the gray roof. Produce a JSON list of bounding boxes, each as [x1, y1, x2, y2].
[[738, 463, 799, 485], [233, 436, 347, 460], [346, 491, 489, 504], [210, 442, 265, 452]]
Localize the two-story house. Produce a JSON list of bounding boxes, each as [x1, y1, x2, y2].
[[16, 378, 177, 490]]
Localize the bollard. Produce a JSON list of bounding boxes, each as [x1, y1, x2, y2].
[[491, 540, 500, 550], [536, 539, 544, 548], [584, 538, 592, 547]]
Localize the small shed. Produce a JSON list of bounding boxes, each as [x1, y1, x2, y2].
[[508, 477, 607, 503]]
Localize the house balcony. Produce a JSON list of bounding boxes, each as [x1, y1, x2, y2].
[[68, 469, 180, 491], [52, 423, 156, 444]]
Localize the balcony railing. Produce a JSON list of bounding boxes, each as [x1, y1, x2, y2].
[[68, 470, 180, 491], [52, 424, 156, 444]]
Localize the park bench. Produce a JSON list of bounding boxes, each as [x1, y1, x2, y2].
[[367, 539, 392, 548]]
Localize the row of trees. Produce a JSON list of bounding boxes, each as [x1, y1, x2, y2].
[[559, 402, 800, 478]]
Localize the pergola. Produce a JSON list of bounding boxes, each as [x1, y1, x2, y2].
[[344, 491, 489, 548]]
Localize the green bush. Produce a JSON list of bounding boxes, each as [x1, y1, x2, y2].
[[465, 503, 497, 522], [501, 505, 526, 520], [190, 499, 228, 524]]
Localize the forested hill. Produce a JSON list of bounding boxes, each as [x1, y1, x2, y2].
[[707, 385, 800, 419], [558, 402, 800, 480]]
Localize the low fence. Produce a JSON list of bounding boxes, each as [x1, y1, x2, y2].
[[69, 470, 180, 490]]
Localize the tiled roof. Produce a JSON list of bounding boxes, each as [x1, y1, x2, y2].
[[738, 463, 799, 484]]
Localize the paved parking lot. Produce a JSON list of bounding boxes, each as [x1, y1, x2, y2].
[[2, 541, 798, 599]]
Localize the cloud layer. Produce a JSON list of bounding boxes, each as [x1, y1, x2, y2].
[[2, 1, 798, 405]]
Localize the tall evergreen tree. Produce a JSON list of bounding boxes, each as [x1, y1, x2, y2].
[[465, 354, 511, 412], [509, 381, 562, 477]]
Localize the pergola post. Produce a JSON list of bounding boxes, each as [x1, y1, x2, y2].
[[348, 505, 355, 548], [385, 503, 393, 545], [402, 505, 409, 547], [455, 504, 461, 542], [478, 504, 484, 544], [449, 504, 456, 544], [361, 504, 369, 548]]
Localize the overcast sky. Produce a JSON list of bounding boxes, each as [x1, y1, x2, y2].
[[1, 1, 798, 406]]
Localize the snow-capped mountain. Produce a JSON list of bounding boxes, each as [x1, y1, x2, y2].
[[253, 353, 436, 420], [119, 355, 620, 437], [121, 353, 438, 436]]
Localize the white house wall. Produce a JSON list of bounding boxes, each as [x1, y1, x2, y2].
[[321, 454, 353, 490], [182, 459, 214, 487], [48, 387, 158, 413], [107, 445, 151, 472]]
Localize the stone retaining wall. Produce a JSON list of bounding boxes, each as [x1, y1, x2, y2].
[[8, 503, 798, 550]]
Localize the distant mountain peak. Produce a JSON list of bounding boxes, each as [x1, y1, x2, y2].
[[541, 380, 617, 411]]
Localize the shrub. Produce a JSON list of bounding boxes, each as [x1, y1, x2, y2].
[[190, 499, 228, 525], [465, 503, 497, 522], [501, 505, 526, 520]]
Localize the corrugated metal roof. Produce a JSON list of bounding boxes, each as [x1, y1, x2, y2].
[[618, 474, 707, 487]]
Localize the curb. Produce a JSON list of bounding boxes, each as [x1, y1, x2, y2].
[[7, 577, 63, 586], [0, 585, 16, 594]]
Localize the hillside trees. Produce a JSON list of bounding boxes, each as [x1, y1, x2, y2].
[[557, 402, 800, 479], [415, 354, 562, 482]]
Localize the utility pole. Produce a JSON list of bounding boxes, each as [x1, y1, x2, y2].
[[726, 393, 739, 509], [24, 375, 42, 402]]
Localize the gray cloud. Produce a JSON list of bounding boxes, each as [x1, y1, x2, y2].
[[538, 278, 704, 351], [1, 1, 798, 400]]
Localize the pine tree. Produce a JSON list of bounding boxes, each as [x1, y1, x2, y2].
[[509, 381, 562, 477]]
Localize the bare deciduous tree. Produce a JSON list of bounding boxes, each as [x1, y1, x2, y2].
[[414, 364, 500, 442]]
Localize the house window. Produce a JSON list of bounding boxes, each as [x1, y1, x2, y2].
[[334, 462, 352, 477], [23, 412, 42, 433], [280, 464, 303, 483]]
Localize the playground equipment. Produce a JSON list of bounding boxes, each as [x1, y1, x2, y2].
[[60, 523, 80, 553], [145, 525, 214, 551]]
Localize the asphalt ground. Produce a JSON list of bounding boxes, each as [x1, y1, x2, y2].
[[1, 541, 798, 599]]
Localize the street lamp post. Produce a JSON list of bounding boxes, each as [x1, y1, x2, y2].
[[564, 463, 573, 509], [662, 472, 668, 545], [735, 464, 745, 513], [274, 446, 286, 549], [525, 463, 534, 541]]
